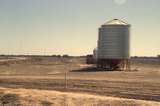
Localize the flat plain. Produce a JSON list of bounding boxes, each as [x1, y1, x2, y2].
[[0, 56, 160, 105]]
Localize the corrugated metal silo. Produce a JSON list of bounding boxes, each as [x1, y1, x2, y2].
[[97, 19, 131, 70]]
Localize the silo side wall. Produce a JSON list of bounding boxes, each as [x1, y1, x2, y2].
[[97, 25, 130, 60]]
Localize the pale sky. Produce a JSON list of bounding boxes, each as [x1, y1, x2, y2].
[[0, 0, 159, 56]]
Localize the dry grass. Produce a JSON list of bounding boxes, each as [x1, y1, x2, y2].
[[0, 56, 160, 105], [0, 87, 160, 106]]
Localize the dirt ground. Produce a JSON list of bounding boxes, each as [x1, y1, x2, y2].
[[0, 56, 160, 105]]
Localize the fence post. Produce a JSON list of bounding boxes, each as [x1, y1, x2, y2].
[[65, 72, 67, 89]]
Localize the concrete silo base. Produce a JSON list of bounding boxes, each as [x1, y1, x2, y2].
[[97, 59, 131, 71]]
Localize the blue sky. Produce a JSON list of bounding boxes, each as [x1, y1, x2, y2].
[[0, 0, 159, 56]]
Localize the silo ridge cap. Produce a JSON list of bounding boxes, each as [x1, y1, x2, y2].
[[103, 19, 129, 25]]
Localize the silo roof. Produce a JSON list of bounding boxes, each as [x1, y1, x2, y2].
[[103, 19, 129, 25]]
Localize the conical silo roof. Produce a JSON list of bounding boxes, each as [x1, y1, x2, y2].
[[103, 19, 129, 25]]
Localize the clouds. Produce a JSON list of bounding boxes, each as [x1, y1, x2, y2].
[[114, 0, 127, 5]]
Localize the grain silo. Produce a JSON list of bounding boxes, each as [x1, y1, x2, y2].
[[97, 19, 130, 70]]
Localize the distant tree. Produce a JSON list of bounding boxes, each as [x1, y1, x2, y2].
[[51, 55, 61, 57], [62, 54, 69, 58], [158, 55, 160, 64], [56, 55, 61, 58], [52, 55, 57, 57]]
